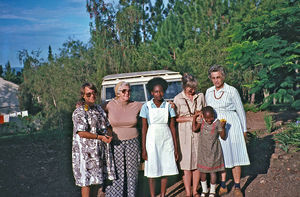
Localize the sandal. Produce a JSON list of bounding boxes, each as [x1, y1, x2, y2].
[[208, 193, 216, 197], [193, 193, 201, 197]]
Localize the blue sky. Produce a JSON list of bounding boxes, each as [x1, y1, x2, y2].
[[0, 0, 91, 68]]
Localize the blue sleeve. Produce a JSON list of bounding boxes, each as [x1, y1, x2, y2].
[[139, 103, 148, 118], [168, 104, 176, 118]]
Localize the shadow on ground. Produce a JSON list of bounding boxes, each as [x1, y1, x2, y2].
[[0, 131, 276, 197]]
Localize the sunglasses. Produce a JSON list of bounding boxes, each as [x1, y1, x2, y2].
[[121, 89, 131, 94], [85, 92, 96, 97]]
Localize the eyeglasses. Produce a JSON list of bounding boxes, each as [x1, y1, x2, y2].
[[186, 87, 196, 93], [85, 92, 96, 97], [121, 89, 131, 94]]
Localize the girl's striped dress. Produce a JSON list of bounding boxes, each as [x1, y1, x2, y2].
[[205, 83, 250, 168]]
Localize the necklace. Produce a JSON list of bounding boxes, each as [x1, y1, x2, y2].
[[184, 98, 197, 115], [214, 90, 224, 100]]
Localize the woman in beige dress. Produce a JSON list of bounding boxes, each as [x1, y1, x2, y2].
[[174, 73, 206, 197]]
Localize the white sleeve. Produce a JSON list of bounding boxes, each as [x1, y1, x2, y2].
[[232, 88, 247, 132]]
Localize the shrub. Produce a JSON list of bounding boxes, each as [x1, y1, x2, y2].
[[274, 121, 300, 153], [264, 113, 274, 133]]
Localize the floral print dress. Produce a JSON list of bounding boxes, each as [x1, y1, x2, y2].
[[72, 105, 115, 187]]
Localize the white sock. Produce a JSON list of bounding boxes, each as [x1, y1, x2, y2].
[[201, 181, 208, 193], [210, 184, 216, 194]]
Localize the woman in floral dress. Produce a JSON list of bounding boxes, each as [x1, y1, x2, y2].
[[72, 82, 115, 197]]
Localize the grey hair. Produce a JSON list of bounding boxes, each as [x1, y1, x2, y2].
[[182, 73, 198, 89], [208, 64, 226, 79]]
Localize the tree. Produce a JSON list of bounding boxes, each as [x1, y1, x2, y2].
[[48, 45, 54, 62], [0, 65, 3, 77], [226, 1, 300, 109], [3, 61, 17, 83]]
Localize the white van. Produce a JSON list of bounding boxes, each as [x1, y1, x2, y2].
[[101, 70, 182, 103]]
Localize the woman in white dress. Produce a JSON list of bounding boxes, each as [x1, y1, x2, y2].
[[140, 77, 179, 197], [205, 65, 250, 197]]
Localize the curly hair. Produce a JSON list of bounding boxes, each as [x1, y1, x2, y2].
[[182, 73, 198, 89], [202, 106, 215, 118], [208, 64, 226, 79], [146, 77, 168, 93]]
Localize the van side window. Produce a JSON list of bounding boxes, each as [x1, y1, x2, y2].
[[165, 81, 182, 99], [131, 84, 145, 102], [106, 87, 115, 100], [147, 81, 182, 101]]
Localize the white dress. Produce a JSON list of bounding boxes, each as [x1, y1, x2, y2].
[[205, 83, 250, 168], [144, 101, 179, 178]]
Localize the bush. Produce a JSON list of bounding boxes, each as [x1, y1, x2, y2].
[[0, 115, 41, 137], [264, 113, 274, 133], [274, 121, 300, 153], [244, 103, 260, 112]]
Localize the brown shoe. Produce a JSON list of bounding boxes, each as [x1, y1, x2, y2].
[[218, 187, 227, 196], [233, 188, 243, 197]]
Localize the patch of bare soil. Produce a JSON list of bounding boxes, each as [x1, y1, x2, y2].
[[0, 110, 299, 197]]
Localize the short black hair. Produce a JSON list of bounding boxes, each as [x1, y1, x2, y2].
[[146, 77, 168, 92], [202, 106, 215, 118]]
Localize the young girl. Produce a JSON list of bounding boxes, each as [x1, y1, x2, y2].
[[140, 77, 179, 197], [192, 106, 226, 197]]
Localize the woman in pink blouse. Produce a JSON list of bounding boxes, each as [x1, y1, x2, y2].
[[104, 81, 143, 197]]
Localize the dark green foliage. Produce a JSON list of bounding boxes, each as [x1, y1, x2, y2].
[[226, 1, 300, 109], [0, 65, 3, 77], [5, 0, 296, 132]]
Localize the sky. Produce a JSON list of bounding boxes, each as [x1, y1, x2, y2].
[[0, 0, 92, 68]]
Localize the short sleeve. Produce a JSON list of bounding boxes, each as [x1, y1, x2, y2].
[[197, 93, 206, 109], [173, 95, 180, 115], [216, 120, 223, 132], [139, 103, 148, 118], [72, 108, 88, 133], [168, 104, 176, 118], [97, 105, 111, 127]]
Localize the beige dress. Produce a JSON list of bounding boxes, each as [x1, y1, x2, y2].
[[174, 91, 206, 170]]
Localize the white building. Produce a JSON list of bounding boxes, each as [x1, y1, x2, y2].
[[0, 77, 20, 114]]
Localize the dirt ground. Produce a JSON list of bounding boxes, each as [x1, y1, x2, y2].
[[0, 111, 299, 197]]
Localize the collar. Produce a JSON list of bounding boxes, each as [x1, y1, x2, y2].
[[181, 91, 199, 100], [208, 83, 229, 93], [149, 98, 166, 108]]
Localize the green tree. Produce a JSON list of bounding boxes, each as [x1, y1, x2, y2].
[[0, 65, 3, 77], [48, 45, 54, 62], [226, 1, 300, 109], [3, 61, 17, 83]]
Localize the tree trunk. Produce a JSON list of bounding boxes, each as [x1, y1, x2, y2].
[[52, 95, 57, 108], [273, 90, 277, 105], [263, 89, 269, 98], [250, 93, 255, 104]]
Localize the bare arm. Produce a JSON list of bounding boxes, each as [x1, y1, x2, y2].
[[169, 117, 179, 161], [77, 131, 112, 143], [192, 115, 201, 132], [176, 116, 193, 123], [219, 121, 226, 140], [141, 118, 148, 161]]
